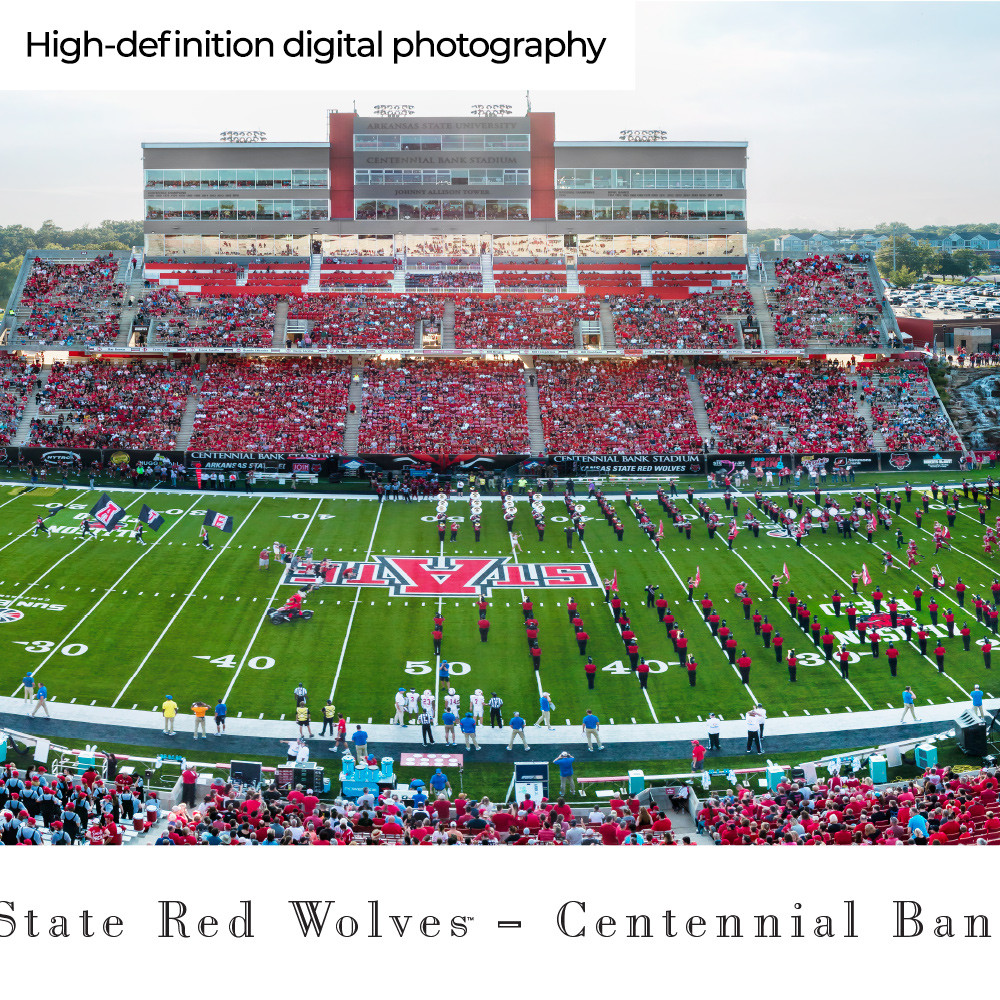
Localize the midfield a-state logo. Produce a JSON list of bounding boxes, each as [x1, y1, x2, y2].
[[889, 453, 911, 470], [283, 556, 601, 597]]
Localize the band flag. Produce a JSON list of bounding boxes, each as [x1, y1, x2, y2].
[[204, 510, 233, 532]]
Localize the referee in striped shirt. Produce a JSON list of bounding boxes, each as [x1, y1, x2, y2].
[[488, 692, 504, 728]]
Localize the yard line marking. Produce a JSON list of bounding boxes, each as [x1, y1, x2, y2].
[[108, 497, 264, 707], [9, 493, 194, 697], [221, 499, 325, 705], [0, 488, 75, 556], [328, 502, 384, 704]]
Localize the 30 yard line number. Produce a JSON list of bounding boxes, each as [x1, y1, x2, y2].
[[13, 640, 88, 656]]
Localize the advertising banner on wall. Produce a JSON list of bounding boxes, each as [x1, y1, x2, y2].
[[553, 454, 705, 476]]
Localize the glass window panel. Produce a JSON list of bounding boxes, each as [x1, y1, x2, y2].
[[355, 199, 377, 220], [593, 199, 613, 220], [575, 200, 594, 221], [182, 170, 200, 188], [631, 235, 651, 255], [162, 170, 183, 189], [650, 199, 671, 220], [420, 199, 441, 219], [201, 201, 219, 221], [309, 202, 327, 220], [256, 200, 274, 221], [291, 169, 310, 189], [235, 169, 254, 188], [162, 200, 183, 219], [198, 169, 217, 188], [255, 169, 273, 187], [715, 169, 731, 190], [144, 201, 163, 220], [215, 200, 235, 220], [612, 200, 631, 220], [726, 200, 746, 221], [486, 200, 507, 220], [398, 200, 421, 220], [679, 169, 693, 190], [655, 169, 670, 188], [592, 168, 613, 189], [614, 170, 631, 189], [688, 236, 708, 256], [557, 199, 575, 220], [735, 170, 746, 188], [691, 169, 707, 188], [464, 199, 486, 220], [574, 169, 594, 189], [463, 134, 485, 150], [218, 170, 237, 189], [707, 199, 726, 220], [630, 199, 651, 220], [144, 170, 162, 189], [272, 170, 292, 189], [145, 233, 165, 255], [288, 200, 308, 221], [311, 169, 328, 187], [355, 170, 369, 185], [400, 135, 421, 150], [704, 169, 719, 188], [420, 135, 442, 150], [442, 199, 464, 220], [354, 134, 378, 149], [510, 135, 530, 149], [273, 200, 292, 220], [556, 169, 574, 190], [377, 135, 399, 149], [182, 199, 200, 221], [687, 199, 707, 220], [235, 200, 254, 220], [484, 136, 507, 150], [442, 135, 464, 150], [509, 200, 529, 221]]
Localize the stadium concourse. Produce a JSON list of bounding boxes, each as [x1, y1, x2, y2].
[[1, 248, 996, 845]]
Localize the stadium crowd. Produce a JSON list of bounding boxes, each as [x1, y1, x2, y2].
[[17, 254, 123, 347], [695, 362, 873, 453], [865, 371, 963, 451], [610, 288, 750, 350], [0, 355, 40, 445], [771, 255, 885, 348], [28, 360, 195, 450], [405, 272, 483, 289], [188, 357, 351, 452], [535, 359, 702, 453], [138, 288, 276, 348], [453, 295, 599, 350], [702, 766, 1000, 846], [286, 294, 444, 349], [358, 358, 530, 453]]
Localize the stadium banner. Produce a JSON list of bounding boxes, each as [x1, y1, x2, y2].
[[3, 447, 185, 471], [706, 453, 881, 477], [357, 454, 530, 473], [552, 454, 705, 476], [796, 453, 881, 476], [885, 450, 968, 473], [185, 451, 333, 476]]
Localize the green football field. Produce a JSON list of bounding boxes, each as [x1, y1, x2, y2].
[[0, 475, 998, 731]]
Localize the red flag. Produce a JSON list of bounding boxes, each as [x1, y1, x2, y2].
[[862, 563, 872, 586], [656, 520, 664, 540], [694, 566, 701, 588], [782, 562, 790, 583], [612, 569, 618, 593]]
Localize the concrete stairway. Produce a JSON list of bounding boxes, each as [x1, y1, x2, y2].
[[685, 368, 713, 445], [115, 274, 147, 347], [11, 363, 52, 446], [441, 299, 456, 348], [599, 301, 617, 349], [748, 283, 778, 349], [524, 364, 545, 455], [343, 358, 365, 453], [306, 254, 322, 292], [480, 254, 495, 293], [856, 393, 886, 451], [174, 376, 204, 450], [273, 299, 289, 348], [565, 268, 581, 293]]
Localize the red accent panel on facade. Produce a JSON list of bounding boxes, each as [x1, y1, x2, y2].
[[897, 316, 935, 348], [329, 113, 356, 220], [528, 112, 556, 220]]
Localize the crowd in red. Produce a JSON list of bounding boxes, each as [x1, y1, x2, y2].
[[285, 294, 444, 349], [28, 360, 195, 450], [611, 287, 750, 350], [865, 373, 962, 451], [358, 358, 529, 453], [0, 355, 40, 446], [493, 271, 567, 289], [138, 288, 276, 348], [695, 362, 872, 453], [188, 357, 352, 452], [320, 272, 392, 288], [771, 256, 885, 348], [535, 359, 702, 453], [405, 272, 483, 289], [18, 255, 123, 347], [703, 766, 1000, 845], [453, 295, 599, 350]]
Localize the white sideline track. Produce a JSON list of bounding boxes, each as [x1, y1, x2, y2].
[[0, 695, 988, 747]]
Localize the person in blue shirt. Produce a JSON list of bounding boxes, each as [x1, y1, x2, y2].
[[581, 710, 605, 750], [899, 685, 920, 724], [439, 660, 451, 688], [971, 684, 985, 719], [506, 711, 530, 751], [352, 724, 368, 762], [412, 788, 428, 809], [554, 752, 576, 795], [214, 699, 227, 735], [429, 769, 451, 795], [907, 809, 928, 836], [442, 709, 457, 745], [459, 712, 480, 750], [21, 672, 34, 707], [31, 684, 49, 718], [535, 692, 555, 729]]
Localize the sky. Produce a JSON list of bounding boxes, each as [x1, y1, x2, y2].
[[2, 1, 999, 231]]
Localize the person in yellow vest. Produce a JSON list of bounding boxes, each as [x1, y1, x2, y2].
[[162, 695, 179, 735], [320, 699, 336, 736], [295, 701, 313, 738], [191, 701, 209, 739]]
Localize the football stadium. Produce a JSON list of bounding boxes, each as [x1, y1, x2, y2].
[[1, 105, 999, 847]]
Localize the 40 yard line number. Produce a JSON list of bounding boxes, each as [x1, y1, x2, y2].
[[193, 654, 274, 670]]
